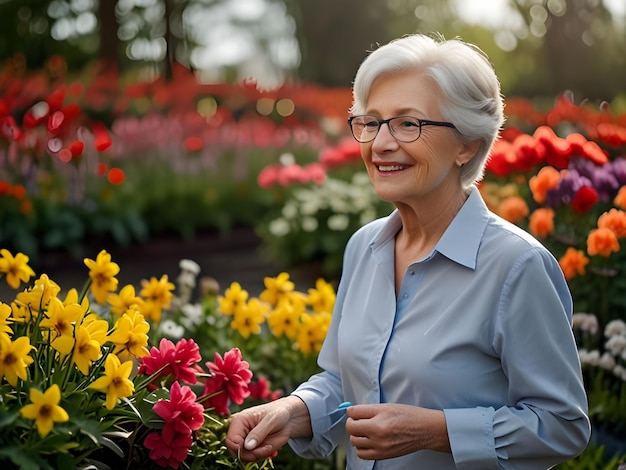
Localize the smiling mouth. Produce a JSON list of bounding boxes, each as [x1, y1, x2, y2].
[[377, 164, 408, 172]]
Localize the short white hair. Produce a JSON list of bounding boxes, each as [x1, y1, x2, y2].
[[350, 33, 505, 190]]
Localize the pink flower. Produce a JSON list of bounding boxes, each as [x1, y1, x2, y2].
[[201, 376, 230, 416], [153, 382, 204, 441], [144, 430, 193, 469], [139, 338, 201, 385], [249, 376, 283, 402], [205, 348, 253, 405]]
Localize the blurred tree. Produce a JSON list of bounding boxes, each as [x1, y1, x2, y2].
[[0, 0, 624, 100]]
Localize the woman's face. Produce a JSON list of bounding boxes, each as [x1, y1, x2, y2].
[[359, 71, 471, 206]]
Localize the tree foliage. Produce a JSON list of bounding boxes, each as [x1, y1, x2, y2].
[[0, 0, 624, 100]]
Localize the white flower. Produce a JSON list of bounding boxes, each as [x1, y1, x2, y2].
[[269, 218, 290, 237], [327, 213, 350, 231], [179, 259, 201, 276], [159, 319, 184, 340], [605, 319, 626, 337], [282, 202, 298, 219], [605, 334, 626, 356], [302, 216, 319, 232], [598, 352, 616, 370], [572, 312, 598, 334], [578, 349, 600, 366], [180, 303, 204, 329]]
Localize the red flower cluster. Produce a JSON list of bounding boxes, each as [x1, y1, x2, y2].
[[144, 382, 204, 469], [139, 338, 202, 388], [202, 348, 253, 416], [136, 340, 254, 467]]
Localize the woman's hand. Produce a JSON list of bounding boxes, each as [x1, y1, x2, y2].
[[225, 396, 312, 462], [345, 403, 451, 461]]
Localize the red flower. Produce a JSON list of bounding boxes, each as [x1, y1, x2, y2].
[[205, 348, 252, 405], [139, 338, 202, 385], [249, 376, 284, 402], [571, 186, 599, 214], [153, 382, 204, 441], [201, 376, 230, 416], [144, 430, 193, 469]]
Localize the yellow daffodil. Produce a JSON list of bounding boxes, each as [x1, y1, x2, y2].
[[0, 249, 36, 289], [306, 278, 336, 314], [296, 312, 331, 355], [84, 250, 120, 304], [107, 309, 150, 361], [230, 298, 268, 338], [89, 353, 135, 410], [259, 272, 295, 307], [9, 300, 32, 323], [0, 302, 13, 335], [82, 313, 109, 347], [62, 288, 90, 312], [19, 384, 69, 437], [107, 284, 144, 316], [40, 297, 83, 342], [218, 282, 249, 316], [267, 301, 302, 340], [72, 324, 103, 375], [0, 333, 35, 386], [15, 274, 61, 313], [139, 275, 174, 323]]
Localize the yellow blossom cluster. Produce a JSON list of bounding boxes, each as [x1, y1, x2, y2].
[[218, 272, 335, 354]]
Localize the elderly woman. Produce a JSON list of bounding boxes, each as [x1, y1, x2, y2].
[[226, 34, 590, 469]]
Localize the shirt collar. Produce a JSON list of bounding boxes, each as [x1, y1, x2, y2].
[[370, 186, 489, 270]]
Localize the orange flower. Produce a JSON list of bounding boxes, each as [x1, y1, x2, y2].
[[497, 196, 529, 223], [614, 186, 626, 210], [587, 227, 620, 258], [528, 166, 560, 204], [597, 208, 626, 237], [558, 247, 589, 280], [528, 208, 555, 238]]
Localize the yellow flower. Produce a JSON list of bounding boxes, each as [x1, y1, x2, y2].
[[0, 249, 36, 289], [107, 309, 150, 361], [0, 302, 13, 335], [39, 297, 83, 344], [84, 250, 120, 304], [267, 300, 302, 340], [0, 333, 35, 386], [230, 298, 268, 338], [15, 274, 61, 313], [306, 278, 336, 314], [89, 354, 135, 410], [72, 324, 103, 375], [107, 284, 144, 316], [218, 282, 249, 316], [296, 312, 331, 354], [140, 275, 175, 323], [19, 384, 69, 437], [259, 272, 295, 307], [62, 288, 90, 312]]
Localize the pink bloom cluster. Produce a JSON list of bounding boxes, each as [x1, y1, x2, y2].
[[139, 337, 201, 388], [137, 339, 254, 468], [202, 348, 253, 416], [143, 382, 204, 468]]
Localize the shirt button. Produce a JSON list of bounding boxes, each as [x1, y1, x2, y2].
[[403, 293, 409, 299], [409, 270, 415, 275]]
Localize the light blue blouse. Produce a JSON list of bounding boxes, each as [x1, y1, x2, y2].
[[290, 187, 590, 469]]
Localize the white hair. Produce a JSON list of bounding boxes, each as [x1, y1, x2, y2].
[[350, 33, 505, 190]]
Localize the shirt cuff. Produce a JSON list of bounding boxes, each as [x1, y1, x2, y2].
[[444, 407, 500, 470]]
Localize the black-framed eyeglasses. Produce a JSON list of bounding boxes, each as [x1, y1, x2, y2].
[[348, 115, 457, 143]]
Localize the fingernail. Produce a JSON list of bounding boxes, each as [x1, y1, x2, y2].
[[244, 438, 257, 450]]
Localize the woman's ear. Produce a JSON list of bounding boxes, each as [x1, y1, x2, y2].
[[456, 138, 482, 167]]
